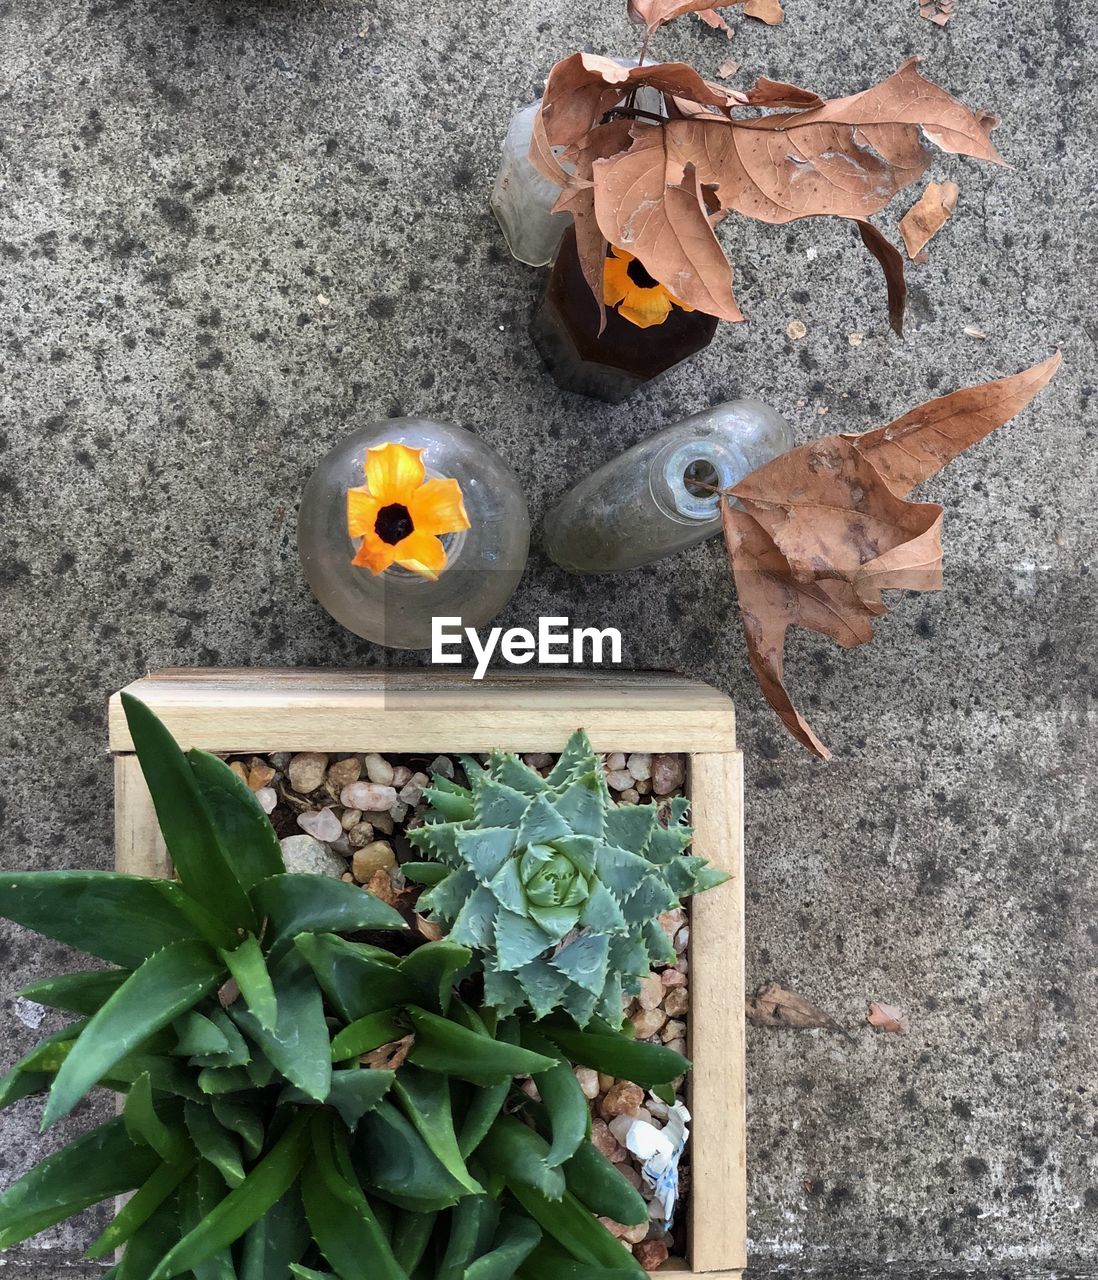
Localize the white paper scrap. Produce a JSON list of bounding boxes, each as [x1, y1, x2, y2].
[[608, 1101, 691, 1227]]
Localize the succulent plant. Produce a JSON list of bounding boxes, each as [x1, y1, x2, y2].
[[0, 701, 691, 1279], [405, 730, 727, 1025]]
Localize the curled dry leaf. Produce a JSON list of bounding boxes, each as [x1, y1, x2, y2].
[[867, 1002, 910, 1034], [743, 0, 784, 23], [722, 353, 1061, 758], [920, 0, 955, 25], [533, 55, 1001, 331], [900, 179, 960, 261], [363, 1034, 414, 1071], [747, 981, 832, 1029], [696, 7, 735, 36]]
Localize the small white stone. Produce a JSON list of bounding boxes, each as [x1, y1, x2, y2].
[[606, 769, 633, 791], [363, 753, 394, 785], [619, 788, 640, 805], [288, 752, 328, 794], [341, 808, 363, 831], [626, 752, 652, 782], [389, 801, 409, 823], [391, 765, 413, 788], [604, 752, 627, 772], [279, 834, 345, 878], [254, 787, 278, 814], [297, 807, 342, 843], [575, 1067, 600, 1099], [340, 782, 398, 811]]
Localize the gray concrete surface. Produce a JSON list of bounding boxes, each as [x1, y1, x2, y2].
[[1, 0, 1095, 1272]]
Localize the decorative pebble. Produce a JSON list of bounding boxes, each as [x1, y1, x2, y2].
[[254, 787, 277, 815], [352, 840, 396, 882], [621, 1222, 648, 1246], [631, 1008, 666, 1040], [606, 769, 633, 791], [399, 781, 423, 806], [650, 754, 685, 796], [269, 752, 291, 770], [288, 752, 328, 794], [599, 1216, 628, 1239], [389, 801, 409, 823], [604, 752, 627, 772], [340, 782, 398, 811], [661, 968, 687, 988], [297, 807, 342, 843], [522, 753, 553, 769], [619, 788, 640, 805], [660, 1019, 686, 1043], [279, 834, 345, 878], [599, 1081, 644, 1120], [590, 1120, 619, 1160], [657, 909, 687, 942], [626, 752, 652, 782], [364, 753, 394, 785], [664, 987, 689, 1017], [674, 925, 690, 955], [365, 868, 400, 906], [663, 1037, 686, 1057], [637, 974, 664, 1011], [327, 757, 362, 790], [428, 755, 454, 779], [348, 821, 376, 849], [575, 1067, 600, 1099], [341, 808, 363, 831], [247, 761, 275, 790], [391, 765, 413, 788], [634, 778, 651, 796], [364, 810, 395, 835], [598, 1073, 615, 1093], [229, 761, 248, 783], [634, 1239, 669, 1270]]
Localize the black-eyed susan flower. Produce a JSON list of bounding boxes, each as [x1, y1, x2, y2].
[[347, 442, 470, 581], [603, 246, 695, 329]]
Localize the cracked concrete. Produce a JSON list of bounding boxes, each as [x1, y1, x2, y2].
[[0, 0, 1095, 1273]]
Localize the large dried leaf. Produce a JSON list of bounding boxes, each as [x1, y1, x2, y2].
[[743, 0, 784, 22], [746, 982, 831, 1029], [900, 179, 960, 260], [723, 355, 1061, 758], [628, 0, 730, 30]]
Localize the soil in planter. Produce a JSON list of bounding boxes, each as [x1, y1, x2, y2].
[[223, 744, 693, 1271]]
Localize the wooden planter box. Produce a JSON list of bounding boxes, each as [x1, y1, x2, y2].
[[109, 669, 746, 1279]]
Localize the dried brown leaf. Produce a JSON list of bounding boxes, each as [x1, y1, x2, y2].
[[853, 219, 907, 335], [363, 1034, 414, 1071], [867, 1001, 910, 1034], [747, 981, 831, 1028], [717, 56, 740, 79], [630, 0, 733, 31], [696, 7, 735, 35], [919, 0, 955, 25], [739, 76, 823, 108], [723, 355, 1061, 757], [900, 179, 960, 260], [743, 0, 784, 23]]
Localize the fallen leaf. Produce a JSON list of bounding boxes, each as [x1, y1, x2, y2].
[[630, 0, 738, 30], [919, 0, 955, 25], [722, 354, 1061, 757], [853, 218, 907, 336], [747, 981, 831, 1028], [696, 7, 734, 35], [900, 180, 960, 260], [867, 1001, 910, 1034], [363, 1034, 414, 1071], [743, 0, 784, 22], [717, 56, 740, 79]]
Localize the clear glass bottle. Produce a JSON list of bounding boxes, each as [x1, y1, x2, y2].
[[298, 418, 530, 649], [491, 101, 570, 268], [542, 401, 794, 573]]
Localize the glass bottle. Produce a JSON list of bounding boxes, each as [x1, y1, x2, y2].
[[490, 101, 570, 268], [542, 401, 794, 573], [298, 418, 530, 649]]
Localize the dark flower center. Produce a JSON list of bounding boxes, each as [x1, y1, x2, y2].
[[375, 503, 414, 545], [626, 257, 659, 290]]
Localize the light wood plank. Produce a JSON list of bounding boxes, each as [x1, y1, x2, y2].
[[686, 751, 746, 1273], [113, 755, 170, 880], [107, 668, 736, 754]]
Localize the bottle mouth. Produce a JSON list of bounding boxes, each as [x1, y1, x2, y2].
[[659, 441, 735, 522]]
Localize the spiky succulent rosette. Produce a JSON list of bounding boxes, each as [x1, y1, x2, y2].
[[405, 731, 727, 1026]]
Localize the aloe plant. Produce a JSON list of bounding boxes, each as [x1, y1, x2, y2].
[[0, 700, 689, 1278], [406, 731, 726, 1024]]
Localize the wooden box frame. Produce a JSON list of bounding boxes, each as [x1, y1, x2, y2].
[[110, 669, 746, 1279]]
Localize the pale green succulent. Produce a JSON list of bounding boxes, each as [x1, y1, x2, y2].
[[405, 731, 728, 1026]]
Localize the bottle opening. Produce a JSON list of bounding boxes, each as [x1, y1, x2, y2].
[[658, 440, 734, 522], [683, 457, 720, 498]]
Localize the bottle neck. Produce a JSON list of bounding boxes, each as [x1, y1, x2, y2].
[[649, 438, 744, 525]]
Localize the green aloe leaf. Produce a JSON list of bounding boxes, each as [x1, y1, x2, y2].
[[0, 1022, 85, 1110], [464, 1211, 541, 1280], [185, 1100, 245, 1187], [398, 941, 473, 1014], [252, 875, 406, 960], [0, 872, 212, 967], [20, 968, 131, 1015], [330, 1011, 405, 1063], [188, 747, 285, 891], [456, 1075, 511, 1159], [108, 1051, 205, 1102], [401, 862, 450, 886], [85, 1154, 196, 1259], [391, 1210, 436, 1273], [115, 1192, 185, 1280], [43, 940, 225, 1129], [561, 1141, 647, 1227], [190, 1009, 251, 1068], [405, 1008, 556, 1087], [290, 1268, 336, 1280], [174, 1011, 232, 1058], [239, 1187, 309, 1280], [301, 1112, 408, 1280], [146, 1111, 312, 1280], [354, 1101, 467, 1212], [210, 1094, 265, 1161], [232, 949, 330, 1102], [439, 1195, 499, 1280], [393, 1064, 483, 1195], [505, 1189, 643, 1276], [0, 1115, 158, 1248], [478, 1117, 565, 1201], [221, 934, 278, 1033], [518, 1027, 588, 1169], [123, 1073, 189, 1164], [295, 932, 417, 1022], [325, 1068, 396, 1128], [536, 1023, 689, 1087], [121, 692, 257, 934], [518, 1250, 640, 1280], [180, 1159, 240, 1280]]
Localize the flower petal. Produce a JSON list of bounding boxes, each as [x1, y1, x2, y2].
[[603, 254, 632, 307], [394, 530, 448, 581], [408, 477, 470, 537], [351, 534, 399, 576], [364, 442, 425, 502], [347, 487, 381, 538], [618, 289, 673, 329]]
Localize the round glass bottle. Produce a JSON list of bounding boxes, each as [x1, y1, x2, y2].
[[490, 101, 569, 268], [542, 401, 794, 573], [299, 418, 530, 649]]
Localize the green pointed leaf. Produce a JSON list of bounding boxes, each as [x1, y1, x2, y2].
[[210, 1095, 265, 1161], [174, 1011, 231, 1058], [592, 846, 652, 902], [558, 984, 599, 1028], [188, 747, 285, 890], [478, 1116, 565, 1200], [185, 1100, 245, 1187], [115, 1190, 185, 1280], [406, 1007, 556, 1086], [191, 1009, 251, 1067], [456, 1075, 511, 1159], [399, 940, 473, 1014], [0, 872, 212, 967], [550, 935, 609, 997], [577, 881, 628, 935], [393, 1064, 482, 1195], [538, 1024, 690, 1087], [324, 1068, 396, 1128], [290, 1268, 335, 1280], [520, 1249, 641, 1279], [422, 785, 475, 821], [301, 1113, 408, 1280], [505, 1189, 643, 1275], [0, 1116, 158, 1248], [198, 1066, 253, 1095], [146, 1112, 311, 1280], [85, 1154, 196, 1259], [21, 968, 130, 1015], [639, 919, 676, 968], [474, 778, 531, 828], [561, 1142, 647, 1227], [108, 1050, 205, 1101], [252, 875, 406, 961], [551, 774, 605, 839], [240, 1186, 309, 1280], [331, 1011, 405, 1063], [221, 934, 277, 1033], [595, 972, 624, 1026], [419, 868, 478, 921], [121, 693, 257, 934], [295, 932, 417, 1022], [493, 754, 550, 797], [456, 828, 518, 885], [232, 949, 330, 1102], [487, 858, 526, 916], [514, 794, 572, 848], [44, 940, 225, 1129], [0, 1022, 86, 1109], [464, 1211, 541, 1280], [401, 862, 450, 886], [481, 966, 527, 1017], [391, 1209, 436, 1273], [355, 1100, 468, 1212], [619, 875, 678, 925], [124, 1073, 188, 1164], [494, 909, 551, 970], [519, 1028, 588, 1168], [406, 820, 462, 863], [439, 1194, 499, 1280], [544, 731, 597, 787], [447, 885, 498, 948], [179, 1160, 239, 1280], [603, 804, 658, 856]]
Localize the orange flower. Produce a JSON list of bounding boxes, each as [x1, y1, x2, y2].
[[347, 442, 470, 581], [603, 246, 695, 329]]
